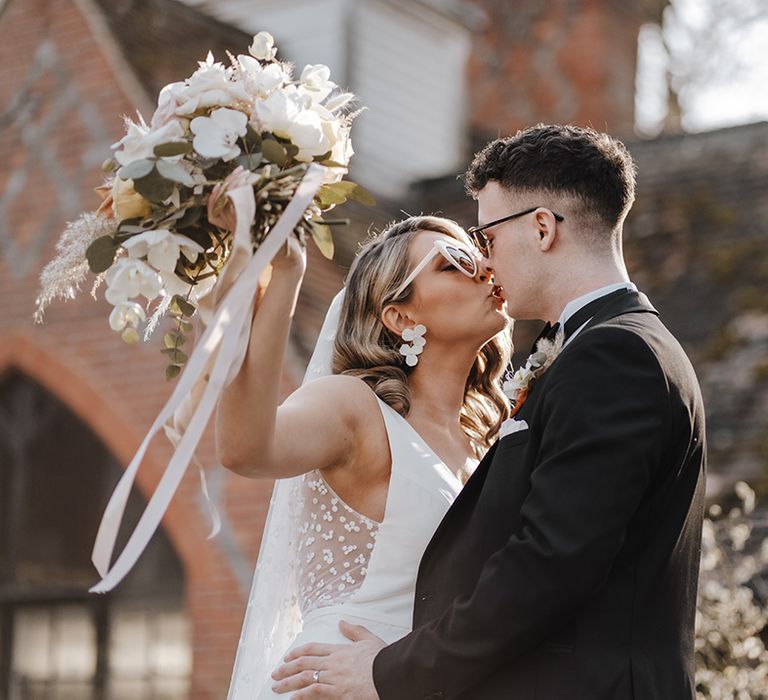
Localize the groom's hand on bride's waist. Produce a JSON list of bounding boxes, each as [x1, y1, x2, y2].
[[271, 620, 384, 699]]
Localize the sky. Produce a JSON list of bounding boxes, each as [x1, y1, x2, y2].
[[635, 0, 768, 134]]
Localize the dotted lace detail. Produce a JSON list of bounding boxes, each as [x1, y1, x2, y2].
[[296, 471, 379, 615]]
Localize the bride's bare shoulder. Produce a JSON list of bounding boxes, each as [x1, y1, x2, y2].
[[285, 374, 382, 424]]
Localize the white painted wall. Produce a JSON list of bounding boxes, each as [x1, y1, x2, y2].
[[350, 0, 471, 197], [178, 0, 471, 199]]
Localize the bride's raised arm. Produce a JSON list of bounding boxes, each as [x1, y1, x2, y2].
[[215, 240, 361, 480]]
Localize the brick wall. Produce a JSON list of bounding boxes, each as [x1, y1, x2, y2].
[[467, 0, 645, 139], [0, 0, 297, 696]]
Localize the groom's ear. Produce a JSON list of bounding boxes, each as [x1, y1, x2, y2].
[[534, 208, 559, 253], [381, 304, 411, 336]]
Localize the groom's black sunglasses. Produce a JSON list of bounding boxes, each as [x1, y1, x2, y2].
[[468, 207, 564, 257]]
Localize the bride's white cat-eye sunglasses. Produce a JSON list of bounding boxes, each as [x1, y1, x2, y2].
[[392, 239, 480, 299]]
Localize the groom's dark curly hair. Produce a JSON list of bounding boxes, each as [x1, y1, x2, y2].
[[464, 124, 636, 232]]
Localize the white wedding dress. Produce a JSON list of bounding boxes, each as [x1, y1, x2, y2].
[[226, 289, 474, 699], [232, 392, 468, 699]]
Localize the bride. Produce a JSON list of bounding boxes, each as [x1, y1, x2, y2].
[[216, 215, 512, 698]]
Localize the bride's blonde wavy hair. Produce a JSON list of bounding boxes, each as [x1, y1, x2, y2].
[[332, 216, 513, 454]]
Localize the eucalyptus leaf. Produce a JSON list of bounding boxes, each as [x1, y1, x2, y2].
[[122, 327, 140, 345], [160, 347, 188, 365], [316, 184, 348, 207], [132, 169, 175, 203], [116, 225, 147, 234], [244, 124, 262, 150], [320, 160, 348, 169], [311, 223, 334, 260], [118, 158, 155, 181], [171, 294, 196, 317], [165, 364, 182, 381], [180, 321, 194, 333], [347, 182, 376, 206], [261, 138, 288, 167], [153, 141, 192, 157], [177, 206, 204, 230], [328, 182, 357, 195], [234, 152, 264, 171], [85, 235, 120, 273], [156, 159, 195, 187], [163, 331, 188, 348]]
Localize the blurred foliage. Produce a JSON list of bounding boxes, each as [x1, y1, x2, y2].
[[696, 482, 768, 698]]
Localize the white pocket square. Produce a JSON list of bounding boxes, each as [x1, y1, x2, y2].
[[499, 417, 528, 438]]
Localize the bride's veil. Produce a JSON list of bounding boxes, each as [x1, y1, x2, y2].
[[227, 287, 347, 699]]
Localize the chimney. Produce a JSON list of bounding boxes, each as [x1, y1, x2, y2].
[[467, 0, 646, 139]]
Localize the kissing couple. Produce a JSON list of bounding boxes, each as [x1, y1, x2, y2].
[[219, 124, 706, 700]]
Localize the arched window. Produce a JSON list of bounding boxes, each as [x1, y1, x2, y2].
[[0, 370, 191, 699]]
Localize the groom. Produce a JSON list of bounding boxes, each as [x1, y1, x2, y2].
[[272, 124, 706, 699]]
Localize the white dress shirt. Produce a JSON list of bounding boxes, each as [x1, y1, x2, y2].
[[558, 281, 638, 347]]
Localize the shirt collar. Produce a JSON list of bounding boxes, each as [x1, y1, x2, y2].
[[557, 281, 638, 328]]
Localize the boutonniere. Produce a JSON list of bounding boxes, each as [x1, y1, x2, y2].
[[503, 328, 565, 417]]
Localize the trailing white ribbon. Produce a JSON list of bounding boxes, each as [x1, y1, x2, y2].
[[90, 164, 326, 593]]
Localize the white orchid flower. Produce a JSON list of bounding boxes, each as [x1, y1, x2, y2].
[[254, 88, 330, 161], [174, 60, 250, 116], [105, 258, 162, 302], [237, 56, 286, 99], [249, 31, 277, 61], [122, 229, 205, 273], [108, 299, 147, 332], [190, 108, 248, 161], [299, 64, 336, 103], [112, 119, 185, 166]]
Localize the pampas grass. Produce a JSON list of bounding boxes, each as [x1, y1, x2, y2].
[[33, 211, 117, 323]]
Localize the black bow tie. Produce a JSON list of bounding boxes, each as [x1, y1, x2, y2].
[[529, 288, 633, 355]]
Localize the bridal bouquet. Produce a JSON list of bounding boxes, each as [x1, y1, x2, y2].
[[32, 32, 373, 594], [35, 31, 371, 380]]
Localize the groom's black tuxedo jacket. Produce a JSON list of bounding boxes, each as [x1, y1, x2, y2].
[[373, 290, 706, 700]]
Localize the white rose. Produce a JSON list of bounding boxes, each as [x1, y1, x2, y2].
[[299, 64, 336, 103], [330, 130, 353, 167], [122, 229, 205, 273], [306, 103, 353, 178], [313, 104, 353, 167], [105, 258, 162, 302], [254, 88, 329, 161], [112, 120, 185, 167], [249, 31, 277, 61], [190, 107, 248, 161], [151, 81, 187, 129], [108, 299, 146, 332]]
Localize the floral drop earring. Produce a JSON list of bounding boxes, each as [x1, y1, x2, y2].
[[399, 324, 427, 367]]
